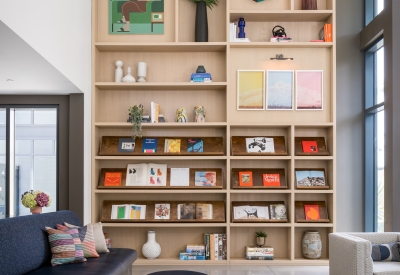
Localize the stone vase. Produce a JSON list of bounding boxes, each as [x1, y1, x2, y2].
[[302, 231, 322, 259], [195, 0, 208, 42], [142, 230, 161, 259], [30, 206, 42, 214]]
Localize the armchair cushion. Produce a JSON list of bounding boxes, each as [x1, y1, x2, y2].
[[371, 242, 400, 262]]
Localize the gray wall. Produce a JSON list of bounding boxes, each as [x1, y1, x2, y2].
[[336, 0, 365, 231]]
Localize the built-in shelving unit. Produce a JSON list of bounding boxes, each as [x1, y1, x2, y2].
[[92, 0, 335, 266]]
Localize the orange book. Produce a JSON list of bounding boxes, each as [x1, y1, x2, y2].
[[324, 23, 332, 42], [304, 204, 321, 220], [104, 172, 122, 186], [262, 174, 280, 186], [302, 140, 318, 153], [239, 171, 253, 187]]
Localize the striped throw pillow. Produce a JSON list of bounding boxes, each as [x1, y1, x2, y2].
[[45, 227, 87, 266], [64, 222, 109, 253], [57, 224, 99, 258]]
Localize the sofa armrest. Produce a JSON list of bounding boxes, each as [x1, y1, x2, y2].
[[329, 233, 374, 275]]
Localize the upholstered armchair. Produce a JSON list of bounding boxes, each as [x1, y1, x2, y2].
[[329, 232, 400, 275]]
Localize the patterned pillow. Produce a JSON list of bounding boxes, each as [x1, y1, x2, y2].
[[57, 224, 99, 258], [64, 222, 109, 253], [371, 242, 400, 261], [45, 226, 86, 266]]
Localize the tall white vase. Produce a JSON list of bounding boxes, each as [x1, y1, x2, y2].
[[115, 60, 123, 82], [142, 230, 161, 259]]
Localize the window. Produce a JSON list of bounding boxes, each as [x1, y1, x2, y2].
[[0, 107, 58, 218], [365, 43, 384, 232], [366, 0, 385, 25]]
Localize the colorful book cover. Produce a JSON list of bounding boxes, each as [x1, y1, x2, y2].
[[187, 138, 204, 153], [130, 205, 143, 219], [154, 203, 170, 219], [194, 171, 217, 186], [262, 174, 280, 187], [246, 137, 275, 153], [302, 140, 319, 152], [147, 163, 167, 186], [178, 203, 196, 219], [117, 205, 126, 219], [104, 172, 122, 186], [118, 138, 135, 152], [239, 171, 253, 187], [304, 204, 321, 220], [270, 204, 287, 220], [164, 138, 181, 153], [195, 203, 213, 219], [142, 138, 158, 153]]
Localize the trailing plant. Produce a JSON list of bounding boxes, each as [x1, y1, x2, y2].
[[128, 104, 144, 139], [187, 0, 219, 9], [255, 230, 267, 238]]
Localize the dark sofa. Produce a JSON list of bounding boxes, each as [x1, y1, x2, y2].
[[0, 210, 137, 275]]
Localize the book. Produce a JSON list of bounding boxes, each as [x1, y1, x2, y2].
[[246, 137, 275, 153], [150, 102, 160, 123], [170, 168, 190, 186], [180, 251, 205, 256], [214, 233, 219, 260], [262, 174, 280, 187], [204, 234, 210, 260], [195, 203, 213, 219], [270, 37, 292, 42], [154, 203, 170, 219], [296, 170, 326, 187], [221, 234, 227, 260], [179, 255, 206, 260], [239, 171, 253, 187], [190, 73, 212, 82], [302, 140, 319, 153], [177, 203, 196, 219], [187, 138, 204, 153], [111, 204, 146, 219], [246, 246, 274, 254], [164, 138, 181, 153], [141, 138, 158, 153], [246, 255, 274, 260], [186, 244, 206, 253], [324, 23, 332, 42], [126, 163, 167, 186], [304, 204, 321, 220], [218, 234, 223, 260], [117, 138, 135, 153], [209, 234, 215, 260], [104, 171, 122, 186], [270, 204, 287, 220], [194, 171, 217, 187], [233, 205, 269, 220]]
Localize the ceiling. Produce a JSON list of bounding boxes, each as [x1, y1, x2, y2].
[[0, 21, 81, 95]]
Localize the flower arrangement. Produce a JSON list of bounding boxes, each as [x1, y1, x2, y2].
[[21, 190, 51, 209]]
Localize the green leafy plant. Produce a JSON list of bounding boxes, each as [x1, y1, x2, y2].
[[188, 0, 219, 9], [255, 230, 267, 238], [128, 104, 144, 139]]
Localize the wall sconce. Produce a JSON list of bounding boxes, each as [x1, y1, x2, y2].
[[270, 54, 293, 60]]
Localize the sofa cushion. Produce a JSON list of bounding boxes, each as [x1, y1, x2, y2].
[[45, 226, 87, 266], [25, 248, 137, 275], [65, 222, 110, 253], [57, 224, 100, 258], [371, 242, 400, 262], [373, 261, 400, 274]]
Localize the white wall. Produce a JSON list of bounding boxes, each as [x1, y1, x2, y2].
[[0, 0, 92, 223]]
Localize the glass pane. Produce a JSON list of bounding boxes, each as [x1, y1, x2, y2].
[[377, 110, 384, 232], [15, 110, 31, 125], [376, 47, 384, 104], [376, 0, 384, 16], [14, 108, 57, 216], [0, 108, 5, 219]]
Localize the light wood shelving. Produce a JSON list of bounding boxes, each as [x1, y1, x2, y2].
[[92, 0, 335, 266]]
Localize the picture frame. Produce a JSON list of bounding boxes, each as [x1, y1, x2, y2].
[[296, 70, 323, 110], [295, 169, 328, 189], [237, 70, 265, 110], [266, 70, 294, 110]]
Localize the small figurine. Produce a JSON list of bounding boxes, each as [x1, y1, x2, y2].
[[176, 108, 188, 123], [122, 67, 136, 82], [238, 18, 246, 38], [115, 60, 123, 82]]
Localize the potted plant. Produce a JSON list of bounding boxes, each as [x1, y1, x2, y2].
[[255, 230, 267, 247], [187, 0, 219, 42], [128, 104, 144, 139], [21, 190, 51, 214]]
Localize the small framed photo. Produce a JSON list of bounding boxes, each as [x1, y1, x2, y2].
[[266, 70, 294, 110], [239, 171, 253, 187], [296, 70, 323, 110], [237, 70, 265, 110]]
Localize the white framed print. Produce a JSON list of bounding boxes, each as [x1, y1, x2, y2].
[[237, 70, 265, 110], [296, 70, 323, 110], [266, 70, 294, 110]]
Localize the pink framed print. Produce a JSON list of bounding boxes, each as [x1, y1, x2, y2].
[[296, 70, 323, 110]]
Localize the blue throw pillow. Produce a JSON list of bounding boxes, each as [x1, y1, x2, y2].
[[371, 242, 400, 261]]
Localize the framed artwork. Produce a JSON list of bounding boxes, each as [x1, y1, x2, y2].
[[296, 70, 323, 110], [109, 0, 165, 34], [266, 70, 294, 110], [237, 70, 265, 110]]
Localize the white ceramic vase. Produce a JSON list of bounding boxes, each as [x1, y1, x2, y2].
[[115, 60, 123, 82], [122, 67, 136, 82], [142, 230, 161, 259]]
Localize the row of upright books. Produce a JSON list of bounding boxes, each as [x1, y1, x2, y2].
[[179, 233, 227, 260], [245, 246, 274, 260]]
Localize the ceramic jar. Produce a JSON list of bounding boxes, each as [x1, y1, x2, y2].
[[30, 206, 42, 214], [176, 108, 188, 122], [302, 231, 322, 259], [194, 106, 205, 122], [142, 230, 161, 259]]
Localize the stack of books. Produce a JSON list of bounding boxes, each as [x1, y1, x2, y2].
[[179, 244, 206, 260], [204, 233, 227, 260], [245, 246, 274, 260], [190, 73, 212, 82]]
